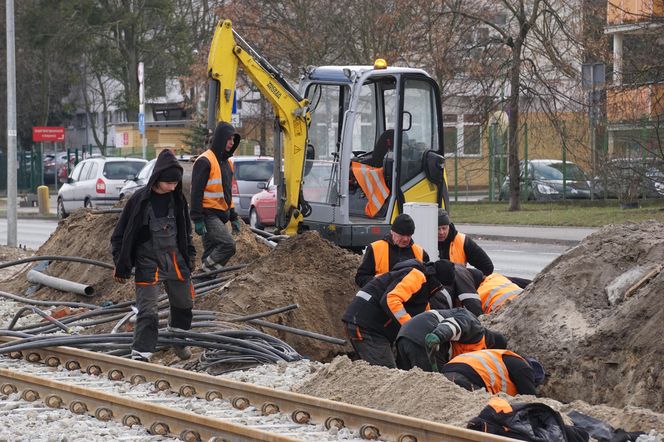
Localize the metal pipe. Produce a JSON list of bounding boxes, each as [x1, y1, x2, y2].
[[227, 304, 299, 322], [248, 319, 346, 345], [0, 255, 114, 271], [27, 270, 94, 297], [0, 290, 99, 309]]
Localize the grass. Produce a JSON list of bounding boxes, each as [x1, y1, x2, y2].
[[448, 199, 664, 227]]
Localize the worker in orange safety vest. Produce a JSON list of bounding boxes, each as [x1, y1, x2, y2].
[[355, 213, 430, 288], [437, 209, 494, 276]]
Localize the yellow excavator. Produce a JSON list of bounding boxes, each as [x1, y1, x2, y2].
[[208, 19, 449, 250]]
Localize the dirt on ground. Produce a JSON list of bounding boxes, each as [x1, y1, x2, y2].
[[2, 209, 664, 434]]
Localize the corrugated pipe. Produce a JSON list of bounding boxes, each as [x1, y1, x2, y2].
[[27, 270, 94, 296]]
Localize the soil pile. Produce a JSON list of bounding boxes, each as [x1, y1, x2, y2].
[[484, 220, 664, 414], [294, 356, 664, 432], [197, 231, 361, 361]]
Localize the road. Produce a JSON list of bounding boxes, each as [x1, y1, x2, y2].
[[477, 239, 569, 279], [0, 219, 58, 250], [0, 219, 569, 279]]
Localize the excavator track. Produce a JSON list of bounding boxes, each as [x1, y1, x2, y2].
[[0, 339, 511, 441]]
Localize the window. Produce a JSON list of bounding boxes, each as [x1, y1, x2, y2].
[[443, 114, 482, 157], [86, 162, 99, 180], [234, 160, 274, 181], [306, 84, 348, 159], [401, 78, 439, 184], [70, 162, 85, 181], [78, 162, 93, 181], [103, 161, 146, 180]]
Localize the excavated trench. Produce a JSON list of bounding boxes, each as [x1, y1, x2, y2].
[[1, 210, 664, 433]]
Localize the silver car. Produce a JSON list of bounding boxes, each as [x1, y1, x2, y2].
[[231, 156, 274, 220], [57, 157, 147, 218]]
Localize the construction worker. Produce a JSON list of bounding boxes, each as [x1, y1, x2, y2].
[[441, 349, 545, 396], [437, 209, 494, 276], [355, 213, 430, 288], [190, 121, 242, 273], [430, 264, 483, 317], [342, 258, 455, 368], [395, 307, 507, 372], [111, 149, 196, 361], [468, 268, 524, 314]]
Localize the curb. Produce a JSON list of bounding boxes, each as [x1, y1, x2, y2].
[[472, 234, 580, 247]]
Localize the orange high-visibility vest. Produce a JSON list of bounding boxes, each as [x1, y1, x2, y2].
[[451, 335, 487, 359], [198, 150, 234, 211], [478, 273, 523, 314], [451, 349, 524, 396], [371, 240, 424, 276], [449, 232, 467, 265], [351, 162, 390, 217]]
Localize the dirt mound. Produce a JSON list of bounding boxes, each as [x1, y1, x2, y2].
[[294, 356, 664, 432], [197, 231, 361, 361], [485, 220, 664, 413], [3, 208, 271, 306]]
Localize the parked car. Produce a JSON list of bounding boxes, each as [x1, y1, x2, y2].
[[57, 157, 147, 218], [231, 156, 274, 220], [499, 159, 594, 201], [249, 160, 334, 229], [595, 158, 664, 200], [119, 158, 156, 200]]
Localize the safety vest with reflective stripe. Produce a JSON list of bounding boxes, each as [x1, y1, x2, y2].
[[351, 162, 390, 217], [478, 273, 523, 314], [451, 349, 524, 396], [451, 335, 487, 359], [449, 232, 467, 265], [198, 150, 234, 211], [371, 240, 424, 276], [385, 268, 430, 325]]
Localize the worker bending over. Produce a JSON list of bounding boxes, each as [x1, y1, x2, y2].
[[396, 307, 507, 372], [343, 259, 455, 368], [355, 213, 429, 288], [430, 264, 483, 317], [442, 349, 545, 396], [469, 269, 524, 314], [437, 209, 493, 276], [111, 149, 196, 361], [190, 121, 242, 273]]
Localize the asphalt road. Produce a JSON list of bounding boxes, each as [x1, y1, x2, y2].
[[0, 219, 58, 250]]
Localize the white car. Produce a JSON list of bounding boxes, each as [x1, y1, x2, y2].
[[57, 157, 147, 218]]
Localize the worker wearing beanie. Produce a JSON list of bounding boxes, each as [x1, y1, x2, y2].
[[437, 209, 494, 276], [441, 349, 544, 396], [429, 263, 483, 317], [190, 121, 242, 273], [395, 307, 507, 372], [111, 149, 196, 362], [355, 213, 430, 288], [342, 258, 455, 368]]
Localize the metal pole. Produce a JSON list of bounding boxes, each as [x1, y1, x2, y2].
[[488, 123, 495, 202], [6, 0, 18, 246], [523, 123, 529, 201]]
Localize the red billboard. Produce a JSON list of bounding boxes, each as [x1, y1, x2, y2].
[[33, 126, 65, 142]]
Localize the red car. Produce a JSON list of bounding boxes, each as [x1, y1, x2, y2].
[[249, 161, 334, 229]]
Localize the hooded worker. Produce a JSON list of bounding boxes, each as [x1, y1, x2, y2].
[[437, 209, 494, 276], [355, 213, 430, 288], [111, 149, 196, 361], [342, 258, 455, 368], [190, 121, 242, 273]]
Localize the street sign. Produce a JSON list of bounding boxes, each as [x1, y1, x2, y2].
[[139, 113, 145, 135], [32, 126, 65, 142]]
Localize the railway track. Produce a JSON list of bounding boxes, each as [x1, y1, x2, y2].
[[0, 339, 510, 441]]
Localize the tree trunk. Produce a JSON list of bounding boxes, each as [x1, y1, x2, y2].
[[508, 40, 522, 212]]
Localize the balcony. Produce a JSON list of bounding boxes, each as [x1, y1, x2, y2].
[[607, 83, 664, 122], [607, 0, 664, 26]]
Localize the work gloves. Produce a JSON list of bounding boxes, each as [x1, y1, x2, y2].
[[194, 220, 207, 236], [425, 333, 441, 373], [231, 219, 242, 233], [113, 269, 128, 284]]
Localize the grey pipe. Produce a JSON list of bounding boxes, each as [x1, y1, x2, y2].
[[27, 270, 94, 297]]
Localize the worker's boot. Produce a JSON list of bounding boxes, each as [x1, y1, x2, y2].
[[200, 256, 224, 275], [130, 349, 152, 362]]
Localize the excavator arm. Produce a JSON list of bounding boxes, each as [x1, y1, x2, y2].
[[207, 19, 311, 235]]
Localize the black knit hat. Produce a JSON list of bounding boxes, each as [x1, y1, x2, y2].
[[391, 213, 415, 236], [157, 165, 183, 183], [438, 209, 451, 226], [434, 259, 455, 286], [485, 330, 508, 349]]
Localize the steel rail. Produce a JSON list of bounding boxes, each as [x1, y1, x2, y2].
[[0, 367, 298, 442], [0, 337, 511, 442]]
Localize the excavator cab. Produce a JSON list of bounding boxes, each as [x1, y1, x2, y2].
[[298, 63, 449, 248]]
